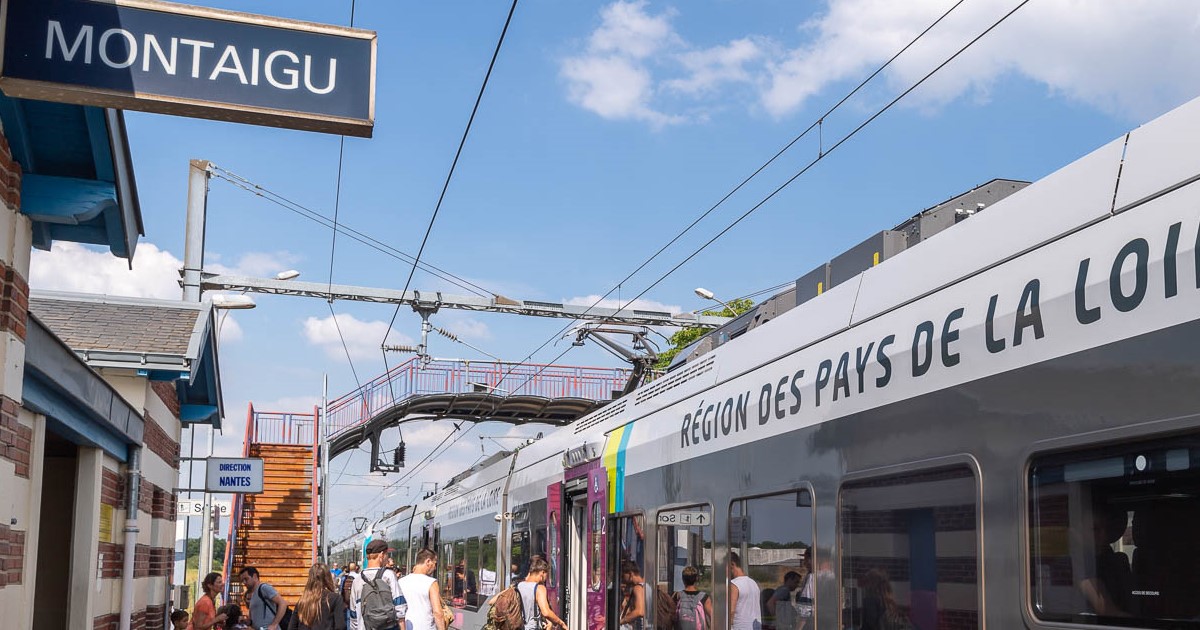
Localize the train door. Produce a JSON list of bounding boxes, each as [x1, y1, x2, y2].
[[547, 482, 564, 615], [586, 468, 608, 630], [557, 476, 590, 630]]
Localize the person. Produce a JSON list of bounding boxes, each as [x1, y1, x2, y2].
[[1081, 508, 1132, 617], [859, 568, 905, 630], [767, 572, 801, 630], [673, 565, 712, 630], [729, 552, 761, 630], [352, 540, 406, 630], [333, 563, 344, 580], [397, 548, 447, 630], [171, 609, 190, 630], [619, 561, 646, 630], [517, 557, 568, 630], [218, 604, 245, 630], [192, 572, 228, 630], [289, 563, 346, 630], [241, 566, 290, 630], [341, 562, 361, 627]]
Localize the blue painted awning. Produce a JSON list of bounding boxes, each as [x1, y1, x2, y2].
[[0, 95, 142, 259]]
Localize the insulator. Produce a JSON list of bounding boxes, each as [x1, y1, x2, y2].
[[435, 327, 458, 341], [383, 344, 418, 353]]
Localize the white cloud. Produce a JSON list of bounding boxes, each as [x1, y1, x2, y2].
[[207, 250, 302, 278], [30, 241, 182, 298], [565, 1, 1200, 125], [303, 313, 413, 361], [439, 315, 491, 341], [561, 1, 685, 127], [564, 294, 682, 314]]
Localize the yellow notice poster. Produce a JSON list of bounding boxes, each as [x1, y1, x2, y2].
[[99, 504, 114, 543]]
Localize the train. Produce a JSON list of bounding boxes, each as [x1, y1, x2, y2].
[[333, 95, 1200, 630]]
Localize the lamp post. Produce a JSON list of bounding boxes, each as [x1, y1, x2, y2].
[[197, 294, 257, 584], [694, 287, 737, 317]]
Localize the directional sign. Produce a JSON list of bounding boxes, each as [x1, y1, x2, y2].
[[0, 0, 377, 137], [204, 457, 264, 493], [177, 499, 232, 516], [657, 509, 711, 527], [729, 516, 750, 544]]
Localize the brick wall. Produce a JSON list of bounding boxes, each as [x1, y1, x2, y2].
[[0, 263, 28, 340], [134, 543, 150, 579], [98, 541, 123, 580], [150, 381, 180, 419], [145, 604, 166, 630], [149, 546, 172, 578], [0, 133, 22, 210], [143, 416, 179, 469], [150, 484, 176, 522], [94, 613, 120, 630], [0, 522, 26, 587], [0, 396, 30, 477], [102, 467, 123, 507]]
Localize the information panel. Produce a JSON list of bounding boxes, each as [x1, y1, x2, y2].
[[204, 457, 264, 494], [0, 0, 376, 136]]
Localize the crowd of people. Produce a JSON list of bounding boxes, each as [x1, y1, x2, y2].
[[169, 541, 452, 630]]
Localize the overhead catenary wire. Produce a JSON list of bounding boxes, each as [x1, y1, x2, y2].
[[431, 0, 988, 408], [209, 167, 495, 299], [380, 0, 520, 402]]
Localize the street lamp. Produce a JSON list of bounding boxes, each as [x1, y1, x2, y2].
[[694, 287, 736, 316], [274, 269, 301, 281]]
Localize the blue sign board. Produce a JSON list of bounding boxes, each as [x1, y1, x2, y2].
[[0, 0, 376, 136]]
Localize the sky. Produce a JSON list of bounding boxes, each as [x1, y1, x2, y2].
[[26, 0, 1200, 541]]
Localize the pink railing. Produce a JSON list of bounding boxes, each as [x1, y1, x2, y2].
[[325, 357, 631, 440]]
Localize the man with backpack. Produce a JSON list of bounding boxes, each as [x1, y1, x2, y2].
[[674, 566, 712, 630], [240, 566, 293, 630], [342, 562, 361, 628], [353, 540, 407, 630]]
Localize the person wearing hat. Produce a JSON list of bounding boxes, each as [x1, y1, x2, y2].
[[351, 539, 406, 630]]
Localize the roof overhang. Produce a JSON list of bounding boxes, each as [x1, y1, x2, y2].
[[24, 313, 144, 462], [0, 95, 143, 260], [29, 291, 225, 428]]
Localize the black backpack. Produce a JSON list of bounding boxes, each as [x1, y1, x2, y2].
[[257, 583, 295, 629], [361, 569, 401, 630]]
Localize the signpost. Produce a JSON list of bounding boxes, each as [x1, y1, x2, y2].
[[657, 509, 711, 527], [204, 457, 264, 494], [0, 0, 377, 136]]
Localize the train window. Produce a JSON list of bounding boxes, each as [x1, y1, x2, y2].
[[1029, 437, 1200, 627], [440, 541, 456, 600], [728, 491, 813, 630], [410, 536, 420, 571], [656, 505, 712, 629], [481, 535, 499, 597], [512, 529, 531, 584], [548, 510, 560, 589], [451, 538, 475, 607], [614, 514, 647, 630], [841, 466, 978, 630], [589, 502, 603, 591]]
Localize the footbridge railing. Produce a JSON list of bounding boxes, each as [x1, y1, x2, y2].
[[325, 357, 632, 440]]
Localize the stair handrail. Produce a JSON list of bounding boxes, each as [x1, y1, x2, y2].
[[311, 404, 320, 564], [222, 402, 256, 601]]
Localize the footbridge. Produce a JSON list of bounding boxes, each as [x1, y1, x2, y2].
[[325, 357, 631, 460], [225, 357, 630, 583]]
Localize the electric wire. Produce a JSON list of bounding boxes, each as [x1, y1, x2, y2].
[[610, 0, 1032, 314], [428, 0, 1026, 410], [380, 0, 520, 404], [328, 301, 364, 391], [209, 167, 495, 298], [450, 0, 982, 401]]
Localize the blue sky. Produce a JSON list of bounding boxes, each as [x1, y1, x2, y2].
[[29, 0, 1200, 539]]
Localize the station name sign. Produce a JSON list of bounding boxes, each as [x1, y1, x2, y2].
[[205, 457, 264, 494], [0, 0, 376, 137]]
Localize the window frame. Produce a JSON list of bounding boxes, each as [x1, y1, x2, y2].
[[837, 455, 983, 630], [1020, 421, 1200, 630], [653, 500, 716, 629], [726, 483, 817, 630]]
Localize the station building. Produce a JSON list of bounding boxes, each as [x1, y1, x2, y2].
[[0, 96, 222, 630]]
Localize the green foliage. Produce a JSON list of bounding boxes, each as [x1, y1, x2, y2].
[[654, 298, 753, 369]]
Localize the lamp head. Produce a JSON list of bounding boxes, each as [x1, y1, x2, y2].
[[210, 294, 256, 310], [694, 287, 715, 300], [274, 269, 301, 281]]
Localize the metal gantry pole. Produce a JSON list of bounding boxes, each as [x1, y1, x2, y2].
[[197, 425, 216, 580], [182, 159, 211, 302]]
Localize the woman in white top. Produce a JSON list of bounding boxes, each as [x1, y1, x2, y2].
[[729, 552, 762, 630], [398, 549, 448, 630]]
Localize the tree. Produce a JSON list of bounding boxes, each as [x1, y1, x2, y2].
[[654, 298, 753, 370]]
